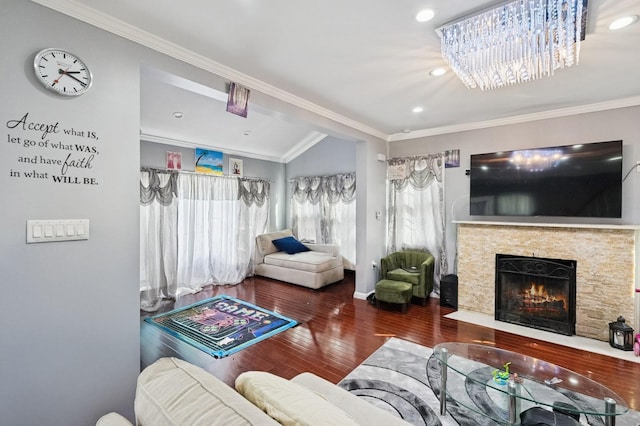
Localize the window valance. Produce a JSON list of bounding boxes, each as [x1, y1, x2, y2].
[[291, 172, 356, 205], [387, 154, 443, 191], [140, 168, 269, 207]]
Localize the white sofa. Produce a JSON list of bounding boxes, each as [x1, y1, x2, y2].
[[96, 357, 411, 426], [254, 229, 344, 289]]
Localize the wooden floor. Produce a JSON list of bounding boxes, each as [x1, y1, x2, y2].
[[140, 271, 639, 411]]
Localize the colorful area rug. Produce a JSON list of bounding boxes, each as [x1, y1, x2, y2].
[[339, 338, 640, 426], [145, 295, 297, 358]]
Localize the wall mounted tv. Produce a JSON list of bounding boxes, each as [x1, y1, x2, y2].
[[469, 140, 622, 218]]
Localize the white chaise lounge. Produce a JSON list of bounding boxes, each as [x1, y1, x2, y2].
[[254, 229, 344, 289]]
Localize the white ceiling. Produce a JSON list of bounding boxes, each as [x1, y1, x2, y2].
[[139, 66, 328, 162], [35, 0, 640, 162]]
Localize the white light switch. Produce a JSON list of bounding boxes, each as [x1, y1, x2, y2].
[[27, 219, 90, 243]]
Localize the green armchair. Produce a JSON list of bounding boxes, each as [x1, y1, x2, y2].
[[380, 250, 435, 306]]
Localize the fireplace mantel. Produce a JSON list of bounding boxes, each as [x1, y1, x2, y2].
[[453, 220, 640, 231], [455, 221, 638, 342]]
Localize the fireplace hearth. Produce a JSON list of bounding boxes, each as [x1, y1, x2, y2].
[[495, 254, 576, 336]]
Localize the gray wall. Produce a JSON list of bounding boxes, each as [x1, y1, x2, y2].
[[388, 106, 640, 275], [140, 140, 286, 231], [1, 1, 140, 424], [355, 139, 388, 298], [286, 135, 357, 178]]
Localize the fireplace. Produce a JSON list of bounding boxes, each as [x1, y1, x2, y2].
[[495, 254, 576, 336]]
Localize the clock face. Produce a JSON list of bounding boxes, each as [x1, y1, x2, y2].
[[33, 48, 92, 96]]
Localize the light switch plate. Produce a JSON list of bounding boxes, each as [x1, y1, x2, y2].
[[27, 219, 90, 243]]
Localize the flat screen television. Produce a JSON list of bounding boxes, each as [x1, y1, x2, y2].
[[469, 140, 622, 218]]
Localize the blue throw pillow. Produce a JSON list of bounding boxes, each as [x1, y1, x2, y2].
[[272, 236, 310, 255]]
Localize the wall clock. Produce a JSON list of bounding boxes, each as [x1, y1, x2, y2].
[[33, 48, 92, 96]]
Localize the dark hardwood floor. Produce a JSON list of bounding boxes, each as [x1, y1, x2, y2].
[[140, 271, 639, 411]]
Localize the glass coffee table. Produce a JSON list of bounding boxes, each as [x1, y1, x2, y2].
[[433, 343, 628, 426]]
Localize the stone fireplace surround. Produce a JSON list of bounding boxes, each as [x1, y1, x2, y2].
[[455, 221, 638, 342]]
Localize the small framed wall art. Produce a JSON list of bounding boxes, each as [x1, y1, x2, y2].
[[229, 158, 243, 177], [226, 82, 250, 118], [444, 149, 460, 168], [166, 151, 182, 170]]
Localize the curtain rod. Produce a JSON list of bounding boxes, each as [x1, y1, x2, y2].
[[288, 171, 356, 182], [140, 167, 273, 182]]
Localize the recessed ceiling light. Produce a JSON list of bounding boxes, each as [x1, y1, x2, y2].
[[430, 67, 447, 77], [415, 9, 435, 23], [412, 106, 424, 113], [172, 112, 183, 119], [609, 15, 638, 30], [243, 130, 252, 136]]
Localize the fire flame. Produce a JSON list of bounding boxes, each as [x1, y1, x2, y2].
[[529, 283, 547, 297], [525, 282, 566, 308]]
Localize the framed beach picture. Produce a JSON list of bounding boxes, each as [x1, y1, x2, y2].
[[166, 151, 182, 170], [195, 148, 223, 175], [229, 158, 243, 177]]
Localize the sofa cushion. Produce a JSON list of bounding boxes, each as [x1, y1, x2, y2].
[[135, 358, 279, 426], [272, 236, 310, 255], [263, 251, 342, 273], [386, 268, 420, 285], [95, 412, 133, 426], [290, 373, 411, 425], [235, 371, 358, 426], [255, 229, 294, 257]]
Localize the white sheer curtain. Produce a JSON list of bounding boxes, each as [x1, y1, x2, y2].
[[387, 154, 447, 294], [140, 170, 178, 311], [140, 169, 269, 311], [291, 177, 323, 241], [290, 173, 356, 269]]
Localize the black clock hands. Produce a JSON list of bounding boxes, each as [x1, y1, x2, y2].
[[65, 73, 87, 87], [57, 68, 87, 87]]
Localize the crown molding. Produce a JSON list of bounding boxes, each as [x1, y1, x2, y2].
[[388, 96, 640, 141], [282, 131, 328, 163], [31, 0, 387, 141]]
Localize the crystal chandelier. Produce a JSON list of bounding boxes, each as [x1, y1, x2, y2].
[[436, 0, 587, 90]]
